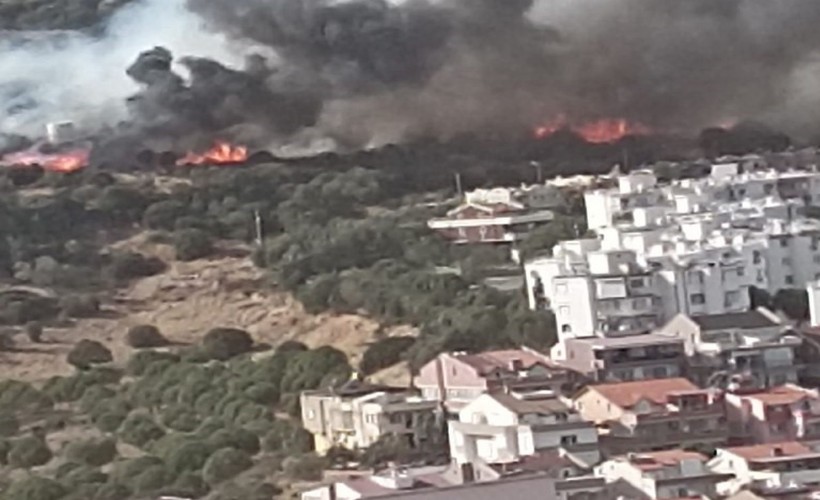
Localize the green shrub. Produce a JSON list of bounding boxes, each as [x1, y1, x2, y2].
[[0, 413, 20, 437], [60, 465, 107, 489], [125, 324, 169, 348], [64, 437, 117, 466], [125, 350, 180, 377], [79, 386, 115, 414], [161, 405, 200, 432], [62, 483, 101, 500], [118, 413, 165, 448], [92, 482, 131, 500], [3, 476, 66, 500], [67, 340, 112, 370], [166, 441, 214, 475], [165, 472, 210, 499], [245, 382, 279, 405], [109, 456, 163, 485], [202, 327, 254, 361], [202, 448, 253, 486], [0, 439, 10, 465], [132, 465, 170, 495], [25, 322, 43, 343], [55, 462, 83, 480], [0, 380, 53, 413], [174, 228, 214, 261], [360, 336, 415, 375], [59, 294, 100, 318], [107, 252, 166, 281], [262, 420, 313, 454], [8, 436, 52, 468], [206, 428, 259, 455], [283, 454, 325, 481]]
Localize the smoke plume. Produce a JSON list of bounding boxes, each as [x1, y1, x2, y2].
[[4, 0, 820, 153]]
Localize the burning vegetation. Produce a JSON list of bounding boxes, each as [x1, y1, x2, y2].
[[534, 118, 651, 144], [176, 142, 249, 166], [0, 145, 90, 173]]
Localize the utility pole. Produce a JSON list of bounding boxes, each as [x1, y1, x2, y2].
[[531, 161, 543, 184], [254, 210, 264, 247], [454, 173, 464, 199]]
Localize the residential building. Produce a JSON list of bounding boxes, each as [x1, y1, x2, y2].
[[525, 165, 820, 340], [427, 186, 558, 245], [300, 466, 455, 500], [725, 385, 820, 444], [300, 380, 440, 454], [302, 473, 564, 500], [415, 349, 571, 413], [449, 391, 600, 468], [573, 378, 728, 456], [551, 333, 685, 383], [709, 441, 820, 496], [595, 449, 732, 499], [659, 309, 799, 388]]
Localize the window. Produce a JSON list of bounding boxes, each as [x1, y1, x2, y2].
[[668, 421, 680, 431], [783, 257, 793, 266], [737, 267, 745, 277], [560, 435, 578, 446], [814, 255, 820, 265], [781, 238, 790, 248], [725, 291, 740, 307], [653, 366, 668, 378], [753, 251, 762, 264], [786, 275, 795, 285], [561, 324, 571, 333], [690, 293, 706, 305], [630, 278, 645, 288], [688, 271, 704, 284]]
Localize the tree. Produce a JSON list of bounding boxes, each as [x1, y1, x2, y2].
[[125, 324, 169, 348], [280, 346, 351, 393], [206, 428, 260, 455], [3, 476, 66, 500], [126, 350, 180, 377], [261, 420, 313, 454], [0, 412, 19, 437], [202, 327, 254, 361], [166, 441, 213, 476], [173, 228, 214, 261], [64, 437, 117, 466], [774, 289, 810, 321], [282, 454, 325, 481], [360, 434, 416, 469], [360, 337, 415, 375], [25, 322, 43, 343], [132, 465, 170, 495], [107, 252, 165, 282], [58, 294, 100, 318], [91, 482, 131, 500], [8, 436, 52, 468], [202, 448, 253, 486], [67, 340, 112, 370], [117, 413, 165, 448]]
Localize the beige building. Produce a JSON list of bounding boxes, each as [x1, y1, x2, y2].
[[573, 378, 728, 456], [596, 449, 732, 499], [300, 381, 439, 454], [659, 309, 798, 388]]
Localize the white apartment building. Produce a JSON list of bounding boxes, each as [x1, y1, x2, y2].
[[709, 441, 820, 496], [526, 164, 820, 338]]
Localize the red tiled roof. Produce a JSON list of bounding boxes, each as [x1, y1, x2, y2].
[[723, 441, 813, 461], [586, 377, 700, 409], [454, 349, 554, 376], [741, 385, 816, 407], [626, 450, 707, 471]]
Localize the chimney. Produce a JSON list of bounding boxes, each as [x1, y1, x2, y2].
[[509, 358, 524, 372], [773, 446, 784, 457]]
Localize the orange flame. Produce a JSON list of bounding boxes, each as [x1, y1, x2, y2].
[[534, 117, 650, 143], [0, 148, 89, 173], [177, 141, 249, 166]]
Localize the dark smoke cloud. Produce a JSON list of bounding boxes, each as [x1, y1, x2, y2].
[[8, 0, 820, 155]]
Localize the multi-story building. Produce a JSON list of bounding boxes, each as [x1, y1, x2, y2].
[[415, 349, 571, 413], [300, 380, 440, 454], [551, 333, 685, 383], [725, 385, 820, 445], [709, 441, 820, 496], [595, 450, 732, 499], [659, 309, 799, 388], [449, 390, 600, 468], [573, 378, 728, 457], [525, 165, 820, 339]]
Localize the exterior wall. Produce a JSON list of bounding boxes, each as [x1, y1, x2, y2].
[[573, 390, 625, 425], [552, 276, 596, 340], [726, 391, 820, 444], [415, 355, 486, 405]]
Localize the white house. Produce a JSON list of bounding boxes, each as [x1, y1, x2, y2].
[[708, 441, 820, 496], [448, 391, 600, 469]]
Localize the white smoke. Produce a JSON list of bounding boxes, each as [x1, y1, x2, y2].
[[0, 0, 237, 139]]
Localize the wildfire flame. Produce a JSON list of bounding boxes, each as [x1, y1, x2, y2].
[[176, 141, 249, 166], [534, 116, 650, 143], [0, 148, 89, 173]]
